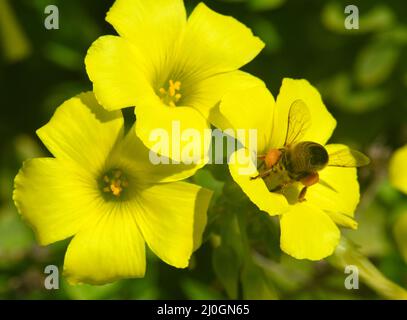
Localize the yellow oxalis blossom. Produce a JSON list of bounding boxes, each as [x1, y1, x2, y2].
[[13, 92, 212, 285], [389, 145, 407, 194], [220, 78, 363, 261], [85, 0, 265, 164]]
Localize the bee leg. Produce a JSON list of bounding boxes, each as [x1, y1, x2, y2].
[[298, 187, 308, 202], [298, 172, 320, 202], [250, 168, 273, 180], [270, 185, 283, 192], [257, 161, 265, 171]]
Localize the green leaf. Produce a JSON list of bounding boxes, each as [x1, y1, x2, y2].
[[221, 212, 245, 260], [330, 238, 407, 300], [343, 89, 389, 113], [360, 5, 396, 32], [64, 281, 119, 300], [319, 73, 389, 113], [44, 42, 83, 71], [248, 0, 285, 12], [193, 167, 224, 202], [322, 2, 395, 34], [246, 211, 281, 260], [181, 278, 223, 300], [355, 42, 399, 88], [377, 179, 403, 206], [217, 0, 245, 3], [0, 0, 31, 62], [344, 201, 391, 257], [256, 255, 314, 292], [211, 211, 245, 299], [241, 261, 278, 299], [376, 26, 407, 46], [0, 204, 33, 262], [212, 244, 240, 299]]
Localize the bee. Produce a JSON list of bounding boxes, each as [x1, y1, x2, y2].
[[253, 99, 370, 201]]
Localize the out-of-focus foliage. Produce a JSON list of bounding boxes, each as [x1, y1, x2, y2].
[[394, 211, 407, 263], [0, 0, 406, 299], [0, 0, 31, 62]]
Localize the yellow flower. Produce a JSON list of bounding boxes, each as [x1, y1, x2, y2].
[[220, 79, 368, 261], [85, 0, 264, 163], [389, 145, 407, 194], [13, 92, 212, 285]]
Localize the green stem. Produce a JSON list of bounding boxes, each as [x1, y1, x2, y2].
[[329, 237, 407, 300]]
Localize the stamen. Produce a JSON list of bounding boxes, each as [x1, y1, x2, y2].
[[158, 79, 182, 107], [110, 181, 122, 197], [100, 169, 128, 199]]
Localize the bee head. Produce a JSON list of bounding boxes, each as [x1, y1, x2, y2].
[[308, 143, 329, 171]]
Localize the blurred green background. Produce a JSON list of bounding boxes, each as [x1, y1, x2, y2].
[[1, 0, 407, 299]]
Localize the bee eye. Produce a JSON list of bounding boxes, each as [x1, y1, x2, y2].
[[309, 145, 329, 167]]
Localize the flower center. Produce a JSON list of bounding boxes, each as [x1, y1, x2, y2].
[[100, 169, 128, 199], [158, 79, 182, 107]]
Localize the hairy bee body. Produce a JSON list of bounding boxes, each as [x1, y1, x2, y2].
[[255, 100, 369, 201], [281, 141, 329, 181]]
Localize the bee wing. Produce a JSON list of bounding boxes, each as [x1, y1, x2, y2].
[[328, 146, 370, 167], [285, 99, 312, 146]]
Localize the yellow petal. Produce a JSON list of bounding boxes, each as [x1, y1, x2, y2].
[[193, 187, 213, 251], [135, 102, 211, 166], [178, 3, 264, 80], [135, 182, 213, 268], [36, 92, 124, 174], [13, 158, 100, 245], [272, 78, 336, 147], [389, 145, 407, 194], [85, 35, 156, 111], [110, 124, 209, 183], [280, 202, 340, 260], [219, 86, 275, 154], [228, 149, 288, 215], [63, 203, 146, 285], [325, 211, 358, 230], [185, 71, 265, 128], [106, 0, 185, 80], [306, 145, 360, 217]]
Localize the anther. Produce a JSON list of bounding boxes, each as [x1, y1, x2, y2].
[[100, 169, 128, 198], [159, 79, 182, 107]]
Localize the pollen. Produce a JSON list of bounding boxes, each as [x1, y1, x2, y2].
[[100, 169, 129, 199], [158, 79, 182, 107]]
